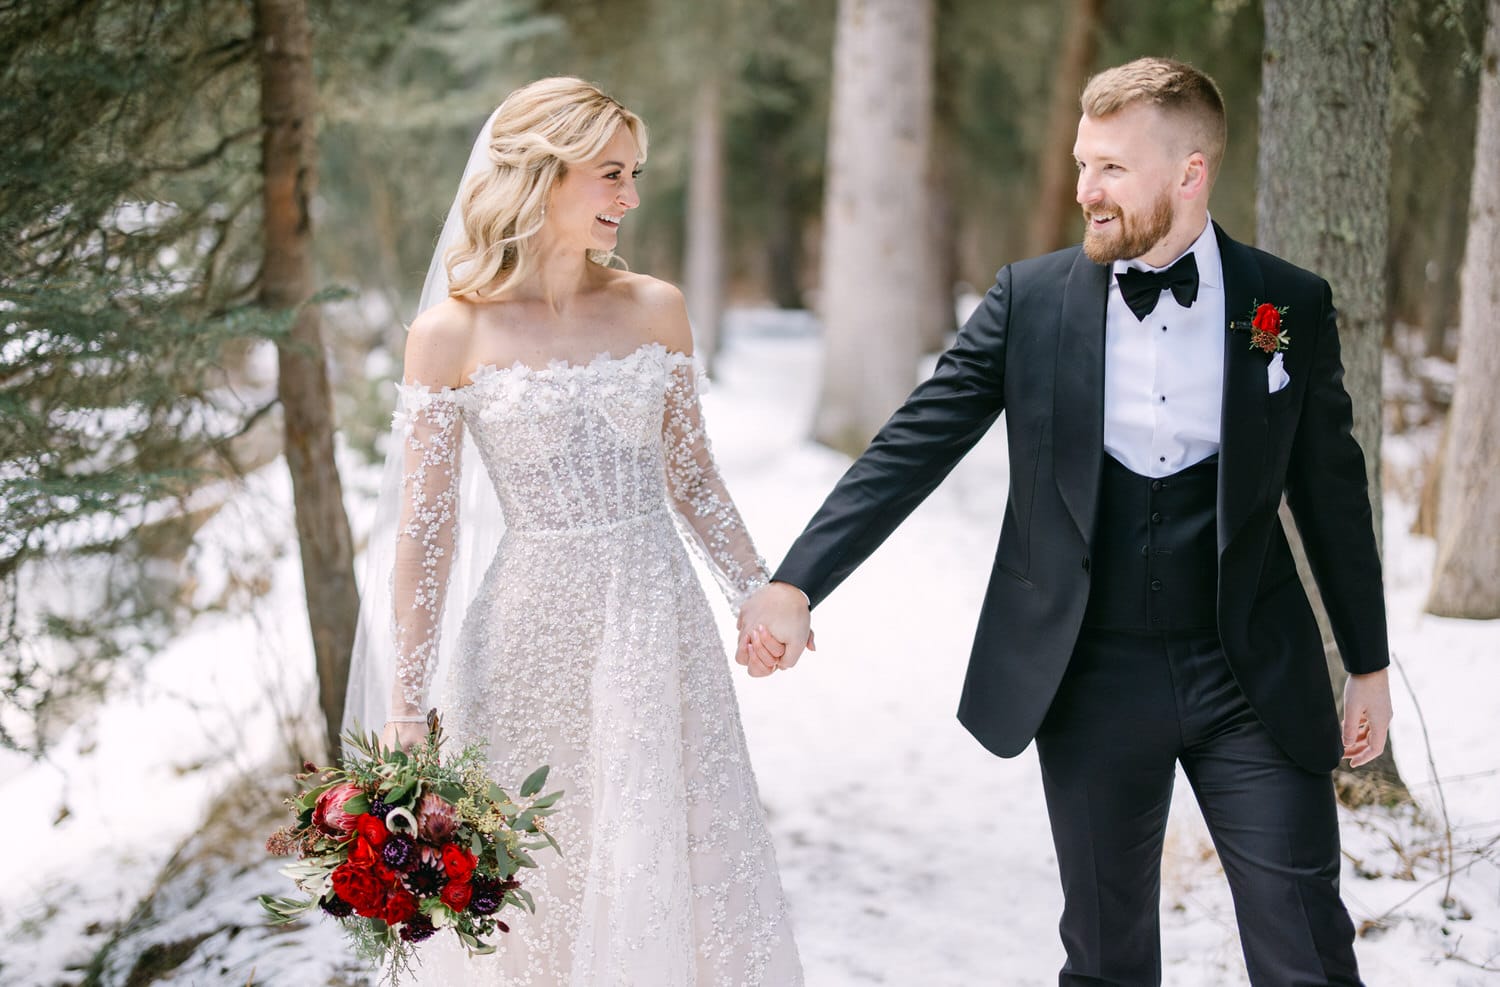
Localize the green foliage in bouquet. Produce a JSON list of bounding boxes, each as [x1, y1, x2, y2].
[[259, 711, 563, 983]]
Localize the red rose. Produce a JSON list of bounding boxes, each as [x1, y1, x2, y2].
[[440, 844, 476, 883], [331, 863, 385, 917], [440, 879, 473, 912], [381, 888, 420, 926], [347, 835, 380, 868], [1251, 302, 1281, 335], [354, 812, 389, 848], [312, 782, 363, 837]]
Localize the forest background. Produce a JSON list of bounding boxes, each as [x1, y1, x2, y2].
[[3, 0, 1498, 983]]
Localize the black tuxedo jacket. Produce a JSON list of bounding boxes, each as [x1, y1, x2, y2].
[[773, 224, 1389, 773]]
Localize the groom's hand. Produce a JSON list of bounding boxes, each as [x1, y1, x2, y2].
[[735, 582, 813, 677], [1342, 667, 1392, 768]]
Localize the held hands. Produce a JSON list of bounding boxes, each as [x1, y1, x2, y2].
[[734, 581, 815, 677], [1342, 668, 1393, 768]]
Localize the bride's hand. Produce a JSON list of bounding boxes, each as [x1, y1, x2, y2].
[[380, 719, 430, 751]]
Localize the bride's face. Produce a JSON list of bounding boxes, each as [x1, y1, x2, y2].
[[546, 124, 642, 253]]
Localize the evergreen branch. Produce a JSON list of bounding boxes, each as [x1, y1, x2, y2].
[[140, 125, 261, 175]]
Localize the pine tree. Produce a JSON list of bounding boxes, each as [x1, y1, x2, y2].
[[0, 1, 281, 751]]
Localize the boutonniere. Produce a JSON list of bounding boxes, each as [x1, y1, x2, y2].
[[1230, 301, 1290, 355]]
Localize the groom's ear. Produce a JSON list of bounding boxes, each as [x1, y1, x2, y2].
[[1178, 150, 1211, 201]]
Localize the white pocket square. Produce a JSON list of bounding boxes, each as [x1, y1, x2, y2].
[[1267, 352, 1290, 394]]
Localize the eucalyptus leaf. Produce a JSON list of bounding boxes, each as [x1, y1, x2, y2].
[[529, 790, 564, 810], [519, 765, 549, 798]]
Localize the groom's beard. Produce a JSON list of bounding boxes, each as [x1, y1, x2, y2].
[[1081, 189, 1175, 264]]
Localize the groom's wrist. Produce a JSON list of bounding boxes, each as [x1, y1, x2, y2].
[[769, 580, 811, 610]]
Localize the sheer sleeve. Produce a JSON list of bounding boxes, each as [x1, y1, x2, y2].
[[663, 359, 770, 609], [389, 383, 464, 714]]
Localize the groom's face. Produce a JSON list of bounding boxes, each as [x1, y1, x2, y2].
[[1073, 103, 1186, 265]]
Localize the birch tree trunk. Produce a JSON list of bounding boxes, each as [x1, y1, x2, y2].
[[1026, 0, 1106, 256], [255, 0, 359, 758], [815, 0, 938, 456], [1427, 0, 1500, 618], [1258, 0, 1408, 804], [685, 73, 727, 368]]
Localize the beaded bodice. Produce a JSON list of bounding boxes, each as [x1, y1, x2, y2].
[[388, 342, 769, 708]]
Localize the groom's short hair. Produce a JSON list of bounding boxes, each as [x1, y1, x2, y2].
[[1081, 58, 1227, 184]]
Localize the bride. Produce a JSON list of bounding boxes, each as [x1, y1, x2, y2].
[[342, 78, 804, 984]]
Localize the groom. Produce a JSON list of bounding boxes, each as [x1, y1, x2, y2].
[[739, 58, 1391, 985]]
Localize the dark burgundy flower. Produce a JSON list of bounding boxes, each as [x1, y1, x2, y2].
[[405, 861, 445, 897], [320, 894, 354, 918], [468, 875, 506, 916], [398, 913, 437, 943], [381, 834, 415, 870], [367, 797, 392, 820]]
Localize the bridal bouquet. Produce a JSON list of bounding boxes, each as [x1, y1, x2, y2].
[[260, 712, 563, 982]]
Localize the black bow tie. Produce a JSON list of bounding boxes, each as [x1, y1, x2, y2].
[[1115, 252, 1200, 322]]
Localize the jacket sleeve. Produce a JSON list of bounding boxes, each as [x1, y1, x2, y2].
[[772, 266, 1012, 607], [1282, 280, 1390, 675]]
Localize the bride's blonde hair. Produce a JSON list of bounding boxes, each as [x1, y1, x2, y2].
[[446, 77, 648, 299]]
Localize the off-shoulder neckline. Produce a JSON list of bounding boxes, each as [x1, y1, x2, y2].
[[464, 341, 690, 387]]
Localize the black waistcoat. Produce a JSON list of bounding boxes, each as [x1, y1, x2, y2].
[[1082, 454, 1219, 633]]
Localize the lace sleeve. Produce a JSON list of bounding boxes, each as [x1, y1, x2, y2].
[[663, 359, 770, 609], [389, 383, 463, 715]]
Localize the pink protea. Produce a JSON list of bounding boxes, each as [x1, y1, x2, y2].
[[416, 793, 460, 842], [312, 782, 364, 837]]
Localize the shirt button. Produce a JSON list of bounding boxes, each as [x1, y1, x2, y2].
[[1151, 579, 1163, 591], [1159, 395, 1167, 402], [1159, 456, 1166, 464], [1151, 512, 1163, 524]]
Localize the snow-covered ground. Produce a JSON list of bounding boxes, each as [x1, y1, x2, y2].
[[2, 308, 1496, 985]]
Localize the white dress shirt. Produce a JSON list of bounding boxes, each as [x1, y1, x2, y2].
[[1103, 219, 1225, 478]]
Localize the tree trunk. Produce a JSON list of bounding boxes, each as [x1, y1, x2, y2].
[[1258, 0, 1409, 805], [815, 0, 938, 456], [1026, 0, 1105, 256], [923, 43, 960, 354], [255, 0, 359, 759], [1427, 0, 1500, 618], [763, 138, 804, 309], [684, 73, 727, 369]]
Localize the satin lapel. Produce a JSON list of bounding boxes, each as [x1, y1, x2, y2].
[[1216, 224, 1269, 553], [1053, 250, 1110, 545]]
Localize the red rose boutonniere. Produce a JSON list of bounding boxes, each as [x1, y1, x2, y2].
[[1231, 301, 1290, 355]]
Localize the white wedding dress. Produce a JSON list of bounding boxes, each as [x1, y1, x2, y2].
[[388, 341, 803, 986]]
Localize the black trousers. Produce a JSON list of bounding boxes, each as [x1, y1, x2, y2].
[[1034, 629, 1361, 986]]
